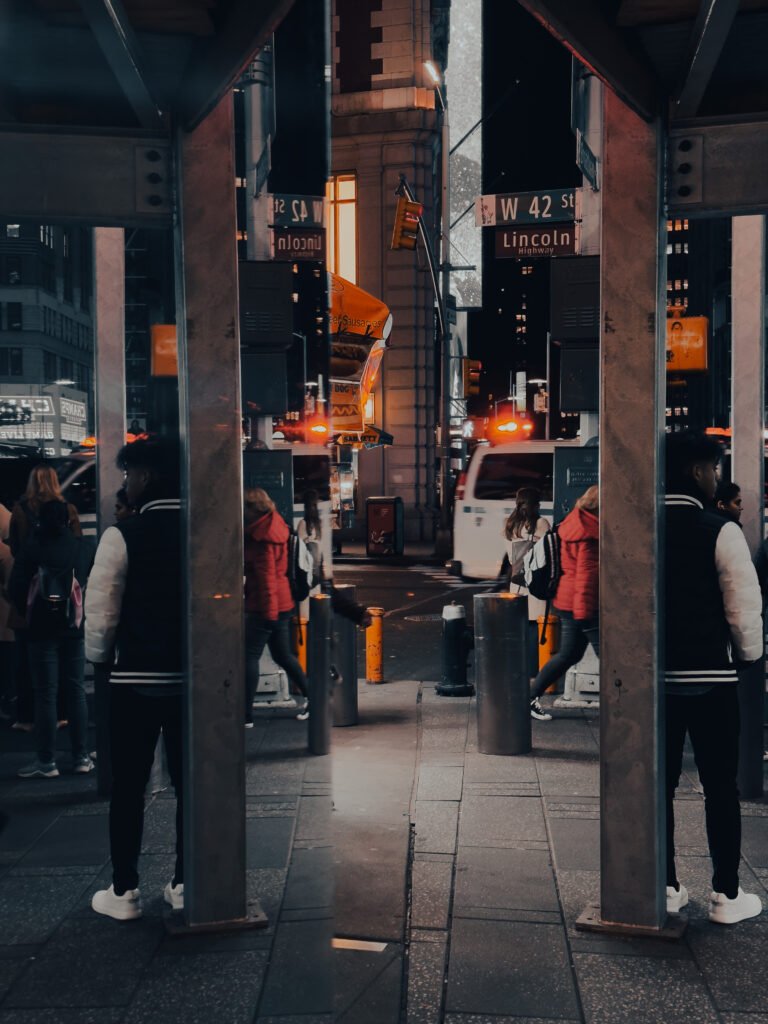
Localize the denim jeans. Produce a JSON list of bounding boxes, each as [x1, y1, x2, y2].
[[530, 610, 599, 700], [27, 633, 88, 765], [109, 686, 183, 894], [245, 610, 308, 720], [666, 686, 741, 897]]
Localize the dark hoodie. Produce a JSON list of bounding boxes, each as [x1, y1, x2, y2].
[[244, 508, 294, 620], [553, 506, 599, 621]]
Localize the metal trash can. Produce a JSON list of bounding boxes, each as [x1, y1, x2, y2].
[[474, 593, 531, 755], [366, 496, 404, 556]]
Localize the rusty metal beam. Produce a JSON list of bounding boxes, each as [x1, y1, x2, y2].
[[674, 0, 739, 119], [516, 0, 659, 121]]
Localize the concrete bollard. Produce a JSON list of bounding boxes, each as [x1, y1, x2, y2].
[[474, 593, 531, 755], [366, 607, 385, 683], [308, 594, 332, 755], [436, 602, 475, 697], [333, 584, 359, 727]]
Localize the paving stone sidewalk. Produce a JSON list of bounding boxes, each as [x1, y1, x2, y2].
[[0, 711, 332, 1024], [333, 680, 768, 1024]]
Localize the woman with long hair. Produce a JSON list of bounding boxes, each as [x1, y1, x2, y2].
[[529, 485, 600, 721], [503, 487, 550, 675], [7, 465, 80, 731], [244, 488, 309, 725]]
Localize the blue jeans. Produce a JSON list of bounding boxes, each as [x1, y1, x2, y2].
[[245, 611, 308, 720], [27, 634, 88, 765]]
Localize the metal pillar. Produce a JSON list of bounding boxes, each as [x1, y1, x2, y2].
[[308, 593, 332, 754], [93, 227, 125, 536], [731, 215, 766, 800], [174, 93, 250, 929], [332, 584, 358, 727], [474, 594, 530, 755], [578, 89, 676, 937]]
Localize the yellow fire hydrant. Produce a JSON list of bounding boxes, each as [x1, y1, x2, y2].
[[366, 607, 385, 684]]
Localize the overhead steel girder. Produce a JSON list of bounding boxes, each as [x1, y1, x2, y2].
[[516, 0, 658, 122], [77, 0, 163, 130], [668, 120, 768, 217], [673, 0, 740, 120], [0, 130, 171, 227]]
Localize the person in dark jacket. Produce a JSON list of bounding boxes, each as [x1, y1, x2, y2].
[[244, 488, 309, 725], [85, 438, 183, 921], [529, 485, 599, 721], [9, 499, 94, 778], [664, 432, 763, 924]]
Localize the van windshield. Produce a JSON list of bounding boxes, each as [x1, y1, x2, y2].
[[473, 453, 554, 501]]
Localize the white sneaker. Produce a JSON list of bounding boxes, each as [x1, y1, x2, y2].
[[709, 887, 762, 925], [296, 701, 309, 722], [666, 883, 688, 914], [530, 698, 552, 721], [91, 884, 142, 921], [163, 881, 184, 911]]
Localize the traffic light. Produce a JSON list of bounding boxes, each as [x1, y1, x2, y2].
[[462, 358, 482, 398], [391, 196, 423, 251]]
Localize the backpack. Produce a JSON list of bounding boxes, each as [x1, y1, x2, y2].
[[523, 526, 562, 602], [26, 565, 83, 633], [287, 531, 314, 603]]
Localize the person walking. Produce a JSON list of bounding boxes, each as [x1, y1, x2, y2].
[[9, 500, 94, 778], [664, 431, 763, 924], [503, 487, 550, 679], [529, 485, 599, 721], [8, 466, 79, 732], [714, 480, 743, 525], [114, 487, 135, 523], [244, 488, 309, 725], [86, 437, 184, 920], [0, 503, 17, 719]]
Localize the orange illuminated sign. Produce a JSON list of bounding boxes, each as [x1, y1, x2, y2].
[[666, 316, 708, 373], [151, 324, 178, 377]]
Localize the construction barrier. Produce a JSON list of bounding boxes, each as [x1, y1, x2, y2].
[[366, 607, 385, 683]]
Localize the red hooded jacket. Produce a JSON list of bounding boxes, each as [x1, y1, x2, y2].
[[244, 509, 294, 620], [553, 506, 599, 621]]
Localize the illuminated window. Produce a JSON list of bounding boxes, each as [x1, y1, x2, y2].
[[6, 224, 19, 238], [326, 174, 357, 282]]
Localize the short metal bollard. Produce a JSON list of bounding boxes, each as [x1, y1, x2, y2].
[[93, 663, 112, 797], [436, 602, 475, 696], [738, 655, 765, 799], [474, 593, 531, 755], [308, 593, 333, 755], [366, 607, 385, 683], [333, 584, 359, 727]]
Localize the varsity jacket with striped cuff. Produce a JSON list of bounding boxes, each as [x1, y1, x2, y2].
[[664, 493, 763, 690], [85, 499, 183, 688]]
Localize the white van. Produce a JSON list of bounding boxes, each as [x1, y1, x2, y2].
[[452, 440, 579, 580]]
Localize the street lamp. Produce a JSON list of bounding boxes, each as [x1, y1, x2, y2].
[[424, 60, 453, 556]]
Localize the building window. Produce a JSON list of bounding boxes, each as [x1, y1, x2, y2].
[[0, 347, 23, 376], [6, 255, 21, 285], [40, 224, 54, 249], [6, 224, 19, 238], [44, 351, 58, 380], [326, 174, 357, 282], [60, 357, 73, 380], [6, 302, 22, 330]]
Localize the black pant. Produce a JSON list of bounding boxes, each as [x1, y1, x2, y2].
[[666, 686, 741, 898], [530, 611, 599, 700], [245, 611, 308, 720], [109, 686, 183, 894]]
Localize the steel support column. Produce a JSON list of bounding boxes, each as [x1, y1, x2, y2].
[[93, 228, 126, 536], [579, 89, 670, 935], [731, 215, 766, 800], [174, 93, 249, 928]]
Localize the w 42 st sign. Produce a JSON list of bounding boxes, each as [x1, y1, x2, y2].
[[475, 188, 579, 227]]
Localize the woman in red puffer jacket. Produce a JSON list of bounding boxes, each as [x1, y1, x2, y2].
[[244, 488, 309, 725], [529, 485, 599, 721]]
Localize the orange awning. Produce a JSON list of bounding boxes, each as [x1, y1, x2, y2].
[[329, 273, 392, 342]]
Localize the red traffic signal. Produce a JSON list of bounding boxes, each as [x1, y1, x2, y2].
[[462, 358, 482, 398], [391, 196, 423, 251]]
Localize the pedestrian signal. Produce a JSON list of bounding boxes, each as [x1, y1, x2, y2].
[[462, 358, 482, 398], [391, 196, 422, 251]]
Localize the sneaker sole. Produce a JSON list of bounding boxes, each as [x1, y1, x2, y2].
[[18, 769, 59, 779], [709, 905, 762, 925], [530, 713, 552, 721], [91, 895, 142, 921], [73, 765, 94, 774]]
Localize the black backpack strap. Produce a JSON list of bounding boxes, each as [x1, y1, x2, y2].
[[540, 597, 552, 645]]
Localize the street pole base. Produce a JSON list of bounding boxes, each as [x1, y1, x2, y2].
[[435, 683, 475, 697], [164, 899, 268, 936], [366, 678, 385, 685], [575, 903, 687, 940]]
